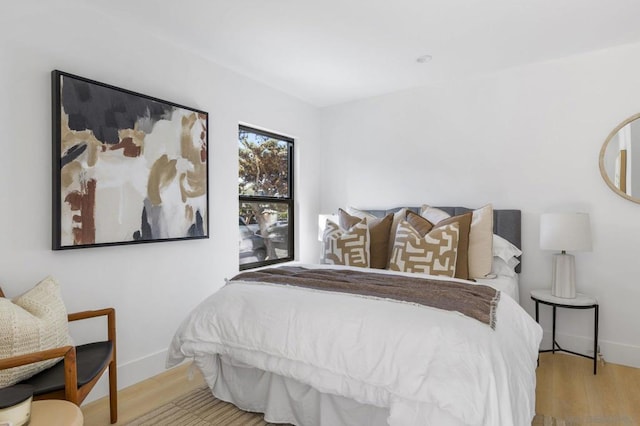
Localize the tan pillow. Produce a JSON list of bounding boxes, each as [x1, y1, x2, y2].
[[406, 210, 472, 280], [421, 204, 493, 278], [404, 210, 434, 236], [389, 219, 459, 277], [387, 208, 408, 264], [0, 276, 73, 387], [339, 209, 392, 269], [321, 218, 370, 268]]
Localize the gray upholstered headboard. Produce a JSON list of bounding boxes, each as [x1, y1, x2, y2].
[[363, 207, 522, 273]]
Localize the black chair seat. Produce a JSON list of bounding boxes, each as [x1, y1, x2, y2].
[[20, 341, 113, 395]]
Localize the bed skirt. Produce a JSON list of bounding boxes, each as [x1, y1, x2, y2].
[[211, 354, 389, 426]]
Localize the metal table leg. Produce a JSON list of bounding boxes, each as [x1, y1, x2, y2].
[[594, 305, 599, 375], [552, 305, 556, 353]]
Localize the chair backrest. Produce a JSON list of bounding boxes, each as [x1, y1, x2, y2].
[[0, 303, 118, 423]]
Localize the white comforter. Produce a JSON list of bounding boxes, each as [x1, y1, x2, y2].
[[167, 265, 542, 426]]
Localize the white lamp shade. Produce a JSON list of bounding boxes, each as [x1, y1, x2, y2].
[[318, 214, 339, 241], [540, 213, 592, 252]]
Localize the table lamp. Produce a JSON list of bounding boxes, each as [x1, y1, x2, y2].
[[540, 212, 592, 298]]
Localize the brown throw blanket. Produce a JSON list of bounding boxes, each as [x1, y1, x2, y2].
[[231, 267, 500, 329]]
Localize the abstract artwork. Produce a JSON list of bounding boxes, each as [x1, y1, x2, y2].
[[52, 70, 208, 250]]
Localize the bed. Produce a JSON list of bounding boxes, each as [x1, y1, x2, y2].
[[167, 207, 542, 426]]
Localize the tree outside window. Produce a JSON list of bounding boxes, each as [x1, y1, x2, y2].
[[239, 126, 294, 269]]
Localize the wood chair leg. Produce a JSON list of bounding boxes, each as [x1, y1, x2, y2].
[[62, 346, 79, 404], [108, 359, 118, 424]]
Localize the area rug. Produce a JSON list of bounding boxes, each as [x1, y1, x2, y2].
[[124, 386, 562, 425], [123, 386, 283, 426]]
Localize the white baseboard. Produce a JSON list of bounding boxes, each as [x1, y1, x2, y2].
[[539, 329, 640, 369], [82, 348, 170, 404]]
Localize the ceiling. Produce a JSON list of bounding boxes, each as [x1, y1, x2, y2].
[[86, 1, 640, 107]]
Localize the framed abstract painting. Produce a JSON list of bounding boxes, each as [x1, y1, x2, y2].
[[51, 70, 209, 250]]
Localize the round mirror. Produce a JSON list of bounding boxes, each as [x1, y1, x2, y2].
[[599, 113, 640, 203]]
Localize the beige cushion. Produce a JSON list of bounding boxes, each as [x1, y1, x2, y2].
[[467, 204, 494, 278], [421, 204, 493, 278], [0, 276, 73, 387], [406, 210, 472, 280], [339, 209, 392, 269], [389, 219, 459, 276], [321, 218, 370, 268]]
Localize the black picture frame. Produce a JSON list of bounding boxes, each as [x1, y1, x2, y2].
[[52, 70, 209, 250]]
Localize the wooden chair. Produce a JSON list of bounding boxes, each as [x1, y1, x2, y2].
[[0, 287, 117, 423]]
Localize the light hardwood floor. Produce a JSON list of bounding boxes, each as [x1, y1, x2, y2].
[[535, 353, 640, 425], [82, 353, 640, 425], [82, 362, 206, 425]]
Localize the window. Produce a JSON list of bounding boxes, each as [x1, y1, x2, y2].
[[238, 125, 294, 269]]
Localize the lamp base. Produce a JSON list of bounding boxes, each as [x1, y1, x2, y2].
[[551, 253, 576, 298]]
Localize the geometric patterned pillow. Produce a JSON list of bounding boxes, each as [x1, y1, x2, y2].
[[389, 219, 459, 277], [321, 218, 370, 268], [344, 206, 404, 267], [406, 210, 472, 280], [0, 276, 73, 387], [338, 209, 392, 269], [421, 204, 493, 278]]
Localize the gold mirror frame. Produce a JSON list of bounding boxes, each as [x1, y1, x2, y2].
[[599, 112, 640, 204]]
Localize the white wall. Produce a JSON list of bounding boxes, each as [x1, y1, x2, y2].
[[0, 2, 321, 401], [320, 42, 640, 368]]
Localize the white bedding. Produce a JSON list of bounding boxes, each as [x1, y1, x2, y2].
[[476, 274, 519, 302], [167, 265, 542, 426]]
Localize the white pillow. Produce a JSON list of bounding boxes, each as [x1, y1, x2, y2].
[[492, 234, 522, 262], [345, 206, 377, 220], [419, 206, 451, 224], [0, 276, 73, 387], [491, 256, 520, 278]]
